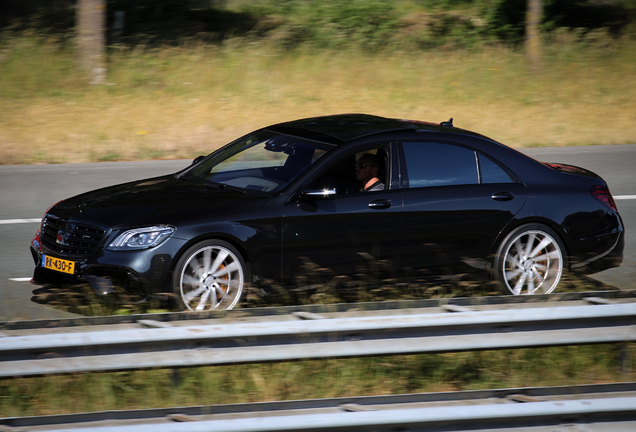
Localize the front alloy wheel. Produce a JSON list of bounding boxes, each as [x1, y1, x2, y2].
[[173, 240, 246, 311], [494, 224, 566, 295]]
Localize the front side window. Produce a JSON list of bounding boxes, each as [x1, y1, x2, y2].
[[182, 131, 331, 193], [309, 146, 389, 195], [402, 142, 478, 188]]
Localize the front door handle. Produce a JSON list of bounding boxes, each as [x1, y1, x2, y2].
[[368, 199, 392, 209], [492, 191, 514, 201]]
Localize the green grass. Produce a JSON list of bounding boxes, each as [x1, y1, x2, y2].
[[1, 344, 633, 417]]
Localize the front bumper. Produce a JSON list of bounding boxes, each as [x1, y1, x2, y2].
[[30, 235, 187, 298]]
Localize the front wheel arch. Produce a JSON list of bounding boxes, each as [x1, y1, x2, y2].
[[492, 223, 568, 295], [169, 233, 253, 282]]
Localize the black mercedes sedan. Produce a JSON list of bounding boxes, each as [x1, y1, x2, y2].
[[30, 114, 624, 311]]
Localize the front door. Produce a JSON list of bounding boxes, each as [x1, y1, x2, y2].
[[281, 145, 402, 288]]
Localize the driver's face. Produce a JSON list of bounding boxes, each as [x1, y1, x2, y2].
[[354, 156, 377, 183]]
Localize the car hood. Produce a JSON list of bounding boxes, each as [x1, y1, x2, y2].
[[50, 175, 271, 229]]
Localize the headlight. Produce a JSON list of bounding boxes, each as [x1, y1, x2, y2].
[[107, 226, 175, 251]]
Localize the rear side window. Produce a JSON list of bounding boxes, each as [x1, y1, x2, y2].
[[479, 153, 514, 184], [402, 142, 478, 188]]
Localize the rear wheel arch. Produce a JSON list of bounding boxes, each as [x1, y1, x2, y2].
[[490, 218, 571, 266]]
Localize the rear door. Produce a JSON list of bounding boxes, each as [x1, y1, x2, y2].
[[398, 141, 527, 280]]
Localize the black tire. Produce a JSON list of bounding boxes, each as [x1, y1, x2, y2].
[[492, 223, 567, 295], [172, 240, 247, 311]]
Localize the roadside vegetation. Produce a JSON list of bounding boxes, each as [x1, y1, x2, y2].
[[1, 0, 635, 164], [1, 344, 633, 417]]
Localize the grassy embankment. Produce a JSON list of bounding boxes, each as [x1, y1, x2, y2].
[[1, 34, 635, 165]]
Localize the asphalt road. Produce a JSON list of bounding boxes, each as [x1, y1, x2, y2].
[[1, 145, 634, 322], [0, 159, 191, 321]]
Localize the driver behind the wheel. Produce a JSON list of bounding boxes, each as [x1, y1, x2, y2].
[[354, 153, 385, 192]]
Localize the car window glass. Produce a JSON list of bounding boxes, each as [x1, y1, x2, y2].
[[479, 153, 514, 184], [402, 142, 478, 188], [309, 147, 389, 195], [209, 135, 326, 174], [183, 131, 330, 193], [210, 141, 287, 173]]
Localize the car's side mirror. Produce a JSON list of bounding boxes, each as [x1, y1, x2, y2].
[[191, 155, 206, 165], [301, 188, 337, 199]]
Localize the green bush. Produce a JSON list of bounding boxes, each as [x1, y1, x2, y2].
[[2, 0, 636, 52], [305, 0, 400, 50], [415, 12, 484, 49], [236, 0, 401, 51]]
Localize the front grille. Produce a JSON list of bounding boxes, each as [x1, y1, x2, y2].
[[41, 215, 106, 257]]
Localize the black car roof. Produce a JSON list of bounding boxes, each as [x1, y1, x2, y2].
[[267, 113, 473, 145]]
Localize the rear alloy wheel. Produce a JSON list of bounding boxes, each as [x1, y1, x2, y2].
[[494, 224, 566, 295], [172, 240, 246, 311]]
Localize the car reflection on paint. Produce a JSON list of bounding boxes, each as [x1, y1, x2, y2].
[[30, 114, 624, 311]]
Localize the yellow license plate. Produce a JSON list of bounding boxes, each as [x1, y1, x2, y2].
[[42, 255, 75, 274]]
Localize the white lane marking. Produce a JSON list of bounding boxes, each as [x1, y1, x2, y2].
[[9, 278, 32, 282], [615, 195, 636, 200], [0, 219, 41, 225]]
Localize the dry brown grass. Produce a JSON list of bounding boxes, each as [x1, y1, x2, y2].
[[1, 39, 635, 165]]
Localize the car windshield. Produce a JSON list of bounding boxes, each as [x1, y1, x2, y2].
[[181, 131, 332, 193]]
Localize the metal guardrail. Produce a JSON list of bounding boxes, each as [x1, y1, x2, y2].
[[2, 383, 636, 431], [1, 301, 635, 377], [38, 397, 636, 432], [4, 289, 634, 331]]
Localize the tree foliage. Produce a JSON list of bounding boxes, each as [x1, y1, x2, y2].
[[484, 0, 634, 43], [1, 0, 635, 50]]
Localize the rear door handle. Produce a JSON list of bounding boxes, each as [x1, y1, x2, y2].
[[368, 199, 392, 209], [492, 192, 514, 201]]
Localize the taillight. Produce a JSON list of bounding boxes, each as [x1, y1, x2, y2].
[[590, 185, 618, 212]]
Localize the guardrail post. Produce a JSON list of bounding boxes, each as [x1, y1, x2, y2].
[[621, 343, 632, 373], [170, 368, 181, 388]]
